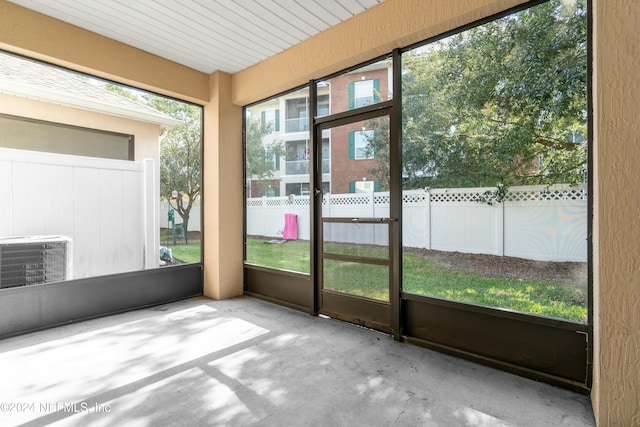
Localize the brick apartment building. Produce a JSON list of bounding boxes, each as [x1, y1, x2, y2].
[[247, 61, 391, 198]]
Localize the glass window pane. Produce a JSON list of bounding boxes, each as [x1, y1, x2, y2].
[[245, 87, 311, 273], [316, 57, 393, 118], [400, 0, 588, 323], [0, 115, 132, 160], [324, 259, 389, 301], [0, 51, 202, 290], [323, 223, 389, 259], [318, 117, 389, 198], [355, 130, 374, 159], [157, 98, 202, 266]]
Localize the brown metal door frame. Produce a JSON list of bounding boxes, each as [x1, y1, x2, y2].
[[312, 106, 398, 334], [319, 217, 396, 333]]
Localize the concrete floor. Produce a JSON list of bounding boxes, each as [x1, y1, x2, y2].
[[0, 296, 595, 427]]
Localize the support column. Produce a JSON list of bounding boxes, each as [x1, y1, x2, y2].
[[203, 71, 243, 300], [591, 0, 640, 424]]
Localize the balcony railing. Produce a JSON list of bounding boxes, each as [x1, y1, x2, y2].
[[285, 117, 309, 133], [285, 159, 330, 175]]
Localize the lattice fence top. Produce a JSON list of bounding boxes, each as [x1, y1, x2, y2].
[[247, 184, 587, 207], [428, 187, 587, 203], [265, 198, 289, 207], [247, 195, 310, 206], [374, 194, 390, 204], [504, 187, 587, 202], [430, 191, 481, 203], [327, 194, 372, 205], [247, 199, 263, 207], [403, 192, 426, 204]]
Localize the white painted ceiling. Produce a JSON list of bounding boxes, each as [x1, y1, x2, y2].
[[9, 0, 383, 74]]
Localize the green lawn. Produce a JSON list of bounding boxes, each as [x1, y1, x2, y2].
[[246, 238, 311, 272], [402, 253, 586, 322], [246, 237, 587, 323], [161, 228, 201, 263], [323, 259, 389, 301], [170, 244, 201, 263]]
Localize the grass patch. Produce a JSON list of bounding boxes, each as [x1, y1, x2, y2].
[[323, 259, 389, 301], [171, 244, 201, 264], [402, 253, 586, 322], [246, 238, 310, 272], [160, 228, 201, 263], [246, 237, 587, 323]]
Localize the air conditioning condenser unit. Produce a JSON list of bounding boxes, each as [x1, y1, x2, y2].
[[0, 236, 73, 289]]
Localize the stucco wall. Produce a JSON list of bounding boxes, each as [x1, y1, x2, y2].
[[592, 0, 640, 424], [203, 71, 243, 300]]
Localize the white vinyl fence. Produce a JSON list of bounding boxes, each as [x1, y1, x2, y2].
[[1, 147, 159, 279], [160, 200, 201, 231], [247, 184, 587, 262]]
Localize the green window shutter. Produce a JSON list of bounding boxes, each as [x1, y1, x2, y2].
[[275, 109, 280, 131], [348, 132, 355, 159], [374, 181, 381, 192], [348, 82, 355, 109], [373, 79, 380, 102], [261, 111, 266, 127], [349, 181, 356, 193], [275, 154, 280, 169]]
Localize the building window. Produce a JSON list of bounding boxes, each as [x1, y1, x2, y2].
[[318, 94, 330, 117], [0, 114, 134, 161], [349, 79, 380, 109], [260, 109, 279, 132], [285, 97, 308, 133], [263, 186, 280, 197], [349, 130, 374, 159], [264, 149, 280, 170], [349, 180, 380, 193]]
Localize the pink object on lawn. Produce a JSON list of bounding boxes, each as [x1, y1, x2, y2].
[[283, 213, 298, 240]]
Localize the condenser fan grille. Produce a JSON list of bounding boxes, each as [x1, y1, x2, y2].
[[0, 240, 69, 288]]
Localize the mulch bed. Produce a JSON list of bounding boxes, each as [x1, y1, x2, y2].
[[404, 247, 587, 285]]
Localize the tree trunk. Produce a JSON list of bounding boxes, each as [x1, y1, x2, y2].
[[182, 214, 190, 244]]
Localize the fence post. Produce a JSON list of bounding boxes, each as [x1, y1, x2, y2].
[[370, 190, 376, 245], [426, 188, 432, 250], [143, 158, 158, 269], [370, 190, 375, 217], [261, 196, 267, 237], [324, 193, 330, 243], [497, 199, 505, 257]]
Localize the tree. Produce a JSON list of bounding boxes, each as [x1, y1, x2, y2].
[[105, 83, 139, 101], [370, 0, 587, 191], [362, 117, 391, 191], [145, 96, 202, 244], [103, 83, 202, 244], [245, 115, 284, 196]]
